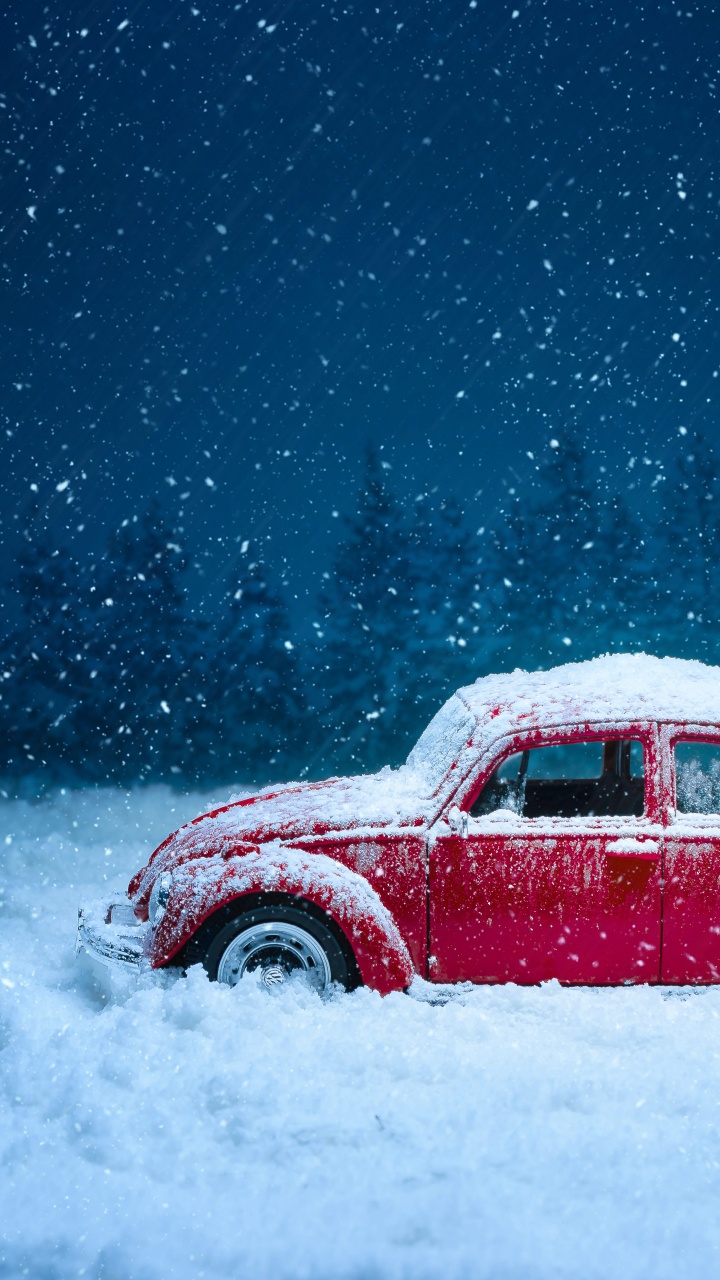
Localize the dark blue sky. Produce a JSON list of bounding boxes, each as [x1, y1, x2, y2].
[[2, 0, 719, 620]]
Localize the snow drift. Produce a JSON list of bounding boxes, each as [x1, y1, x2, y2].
[[3, 785, 720, 1279]]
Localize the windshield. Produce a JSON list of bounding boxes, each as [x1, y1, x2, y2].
[[406, 695, 476, 794]]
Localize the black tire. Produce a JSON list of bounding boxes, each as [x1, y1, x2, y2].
[[179, 893, 359, 993]]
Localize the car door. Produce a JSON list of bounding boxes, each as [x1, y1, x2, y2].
[[429, 727, 663, 985], [661, 726, 720, 983]]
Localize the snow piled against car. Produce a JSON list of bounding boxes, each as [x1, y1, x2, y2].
[[4, 784, 720, 1279]]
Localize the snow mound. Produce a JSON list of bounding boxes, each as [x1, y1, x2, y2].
[[3, 785, 720, 1279]]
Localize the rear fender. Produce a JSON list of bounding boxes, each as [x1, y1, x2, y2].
[[148, 841, 414, 994]]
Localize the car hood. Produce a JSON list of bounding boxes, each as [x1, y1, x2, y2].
[[129, 764, 430, 906]]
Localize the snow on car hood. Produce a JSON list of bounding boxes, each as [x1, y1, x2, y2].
[[130, 764, 431, 899]]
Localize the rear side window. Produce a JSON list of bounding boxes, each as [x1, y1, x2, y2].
[[471, 739, 645, 819], [675, 741, 720, 815]]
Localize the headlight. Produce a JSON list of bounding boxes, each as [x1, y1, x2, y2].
[[148, 871, 173, 926]]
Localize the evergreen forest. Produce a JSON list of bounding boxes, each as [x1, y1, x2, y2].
[[3, 433, 719, 792]]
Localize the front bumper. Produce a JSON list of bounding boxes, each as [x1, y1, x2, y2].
[[76, 894, 150, 970]]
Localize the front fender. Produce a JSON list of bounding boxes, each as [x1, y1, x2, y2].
[[149, 842, 414, 994]]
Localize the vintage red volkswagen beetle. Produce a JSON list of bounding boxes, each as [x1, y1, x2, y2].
[[77, 654, 720, 992]]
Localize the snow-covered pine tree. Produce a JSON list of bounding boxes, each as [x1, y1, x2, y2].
[[480, 439, 640, 670], [314, 451, 418, 774], [198, 544, 304, 784], [483, 483, 546, 671], [590, 483, 656, 655], [1, 526, 87, 787], [527, 435, 602, 662], [76, 502, 195, 783], [659, 431, 720, 661], [409, 494, 490, 720]]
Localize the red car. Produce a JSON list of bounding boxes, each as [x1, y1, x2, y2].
[[77, 654, 720, 992]]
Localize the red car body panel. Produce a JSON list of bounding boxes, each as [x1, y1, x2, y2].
[[147, 843, 414, 993], [288, 833, 428, 975], [431, 723, 664, 985], [126, 657, 720, 991], [663, 835, 720, 983], [431, 829, 662, 984], [660, 724, 720, 983]]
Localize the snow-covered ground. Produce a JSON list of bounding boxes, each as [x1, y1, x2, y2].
[[2, 787, 720, 1279]]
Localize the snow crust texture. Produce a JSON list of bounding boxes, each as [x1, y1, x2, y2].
[[459, 652, 720, 743], [413, 653, 720, 805], [4, 786, 720, 1279], [132, 765, 428, 900]]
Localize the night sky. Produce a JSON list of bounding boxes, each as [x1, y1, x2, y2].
[[2, 0, 719, 625]]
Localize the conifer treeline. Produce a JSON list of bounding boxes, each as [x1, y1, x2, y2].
[[2, 433, 719, 790]]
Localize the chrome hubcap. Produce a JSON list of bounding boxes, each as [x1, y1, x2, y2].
[[217, 921, 332, 994]]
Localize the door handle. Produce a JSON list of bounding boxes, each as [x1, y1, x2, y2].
[[605, 838, 660, 861], [447, 806, 468, 838]]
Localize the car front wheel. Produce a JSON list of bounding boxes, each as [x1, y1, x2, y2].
[[181, 896, 357, 996]]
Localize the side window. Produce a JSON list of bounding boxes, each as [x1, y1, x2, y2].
[[675, 741, 720, 815], [471, 739, 645, 819]]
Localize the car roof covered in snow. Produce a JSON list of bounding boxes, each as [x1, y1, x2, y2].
[[456, 653, 720, 744], [407, 653, 720, 795]]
